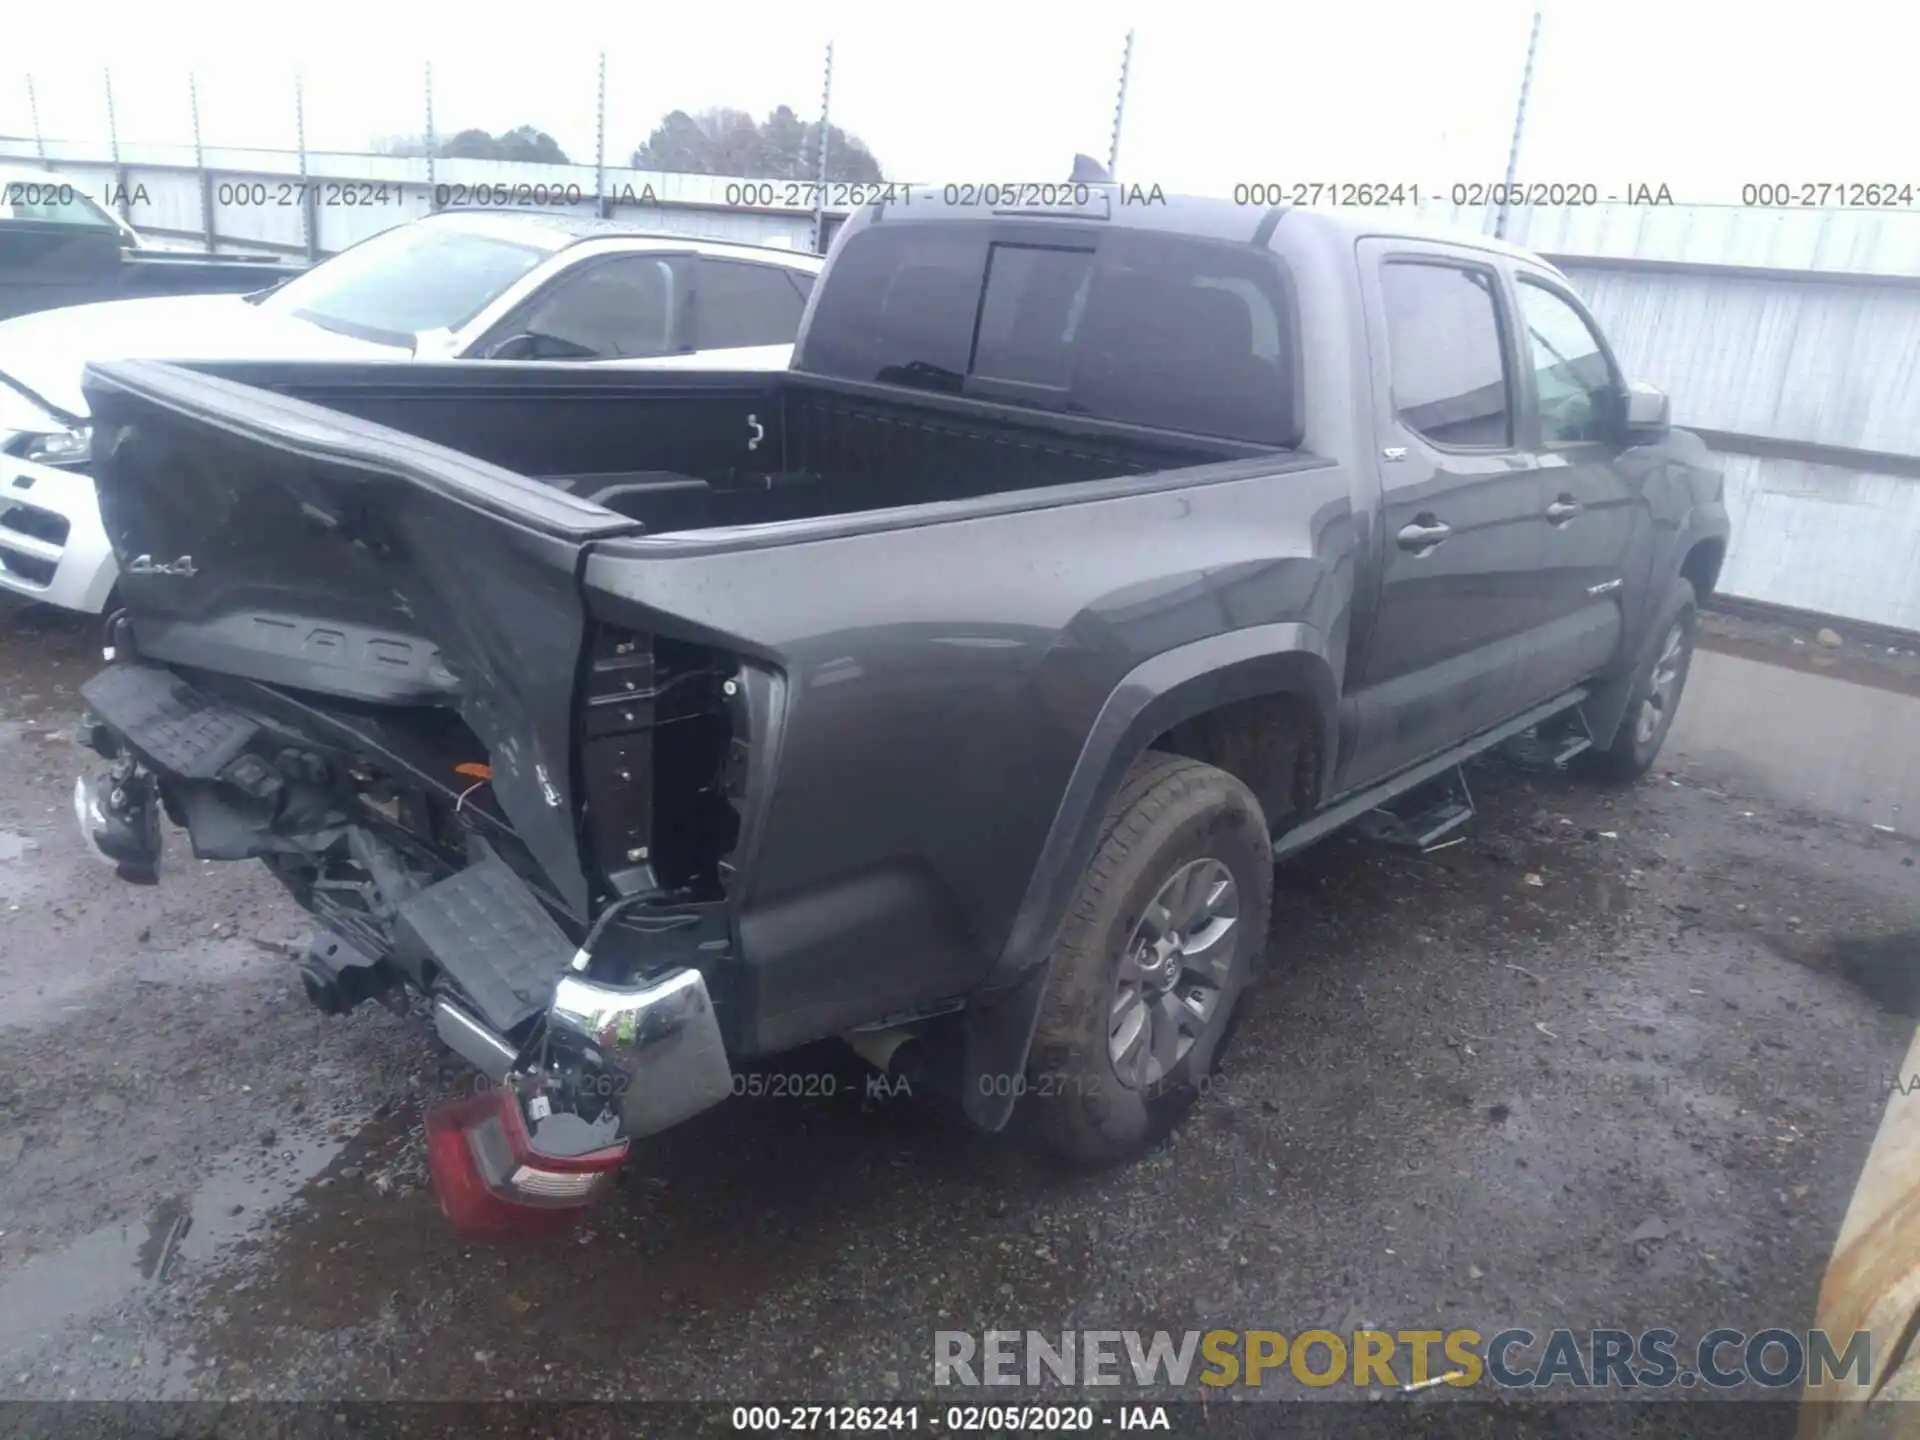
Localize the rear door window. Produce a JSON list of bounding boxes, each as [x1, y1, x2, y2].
[[800, 223, 1298, 445], [1378, 260, 1514, 448]]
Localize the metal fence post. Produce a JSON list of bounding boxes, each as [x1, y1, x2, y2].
[[810, 40, 834, 255], [1495, 5, 1543, 240], [103, 67, 130, 218], [1107, 30, 1134, 181], [190, 71, 216, 252], [295, 69, 318, 260], [26, 75, 47, 163], [424, 61, 438, 211], [595, 50, 610, 218]]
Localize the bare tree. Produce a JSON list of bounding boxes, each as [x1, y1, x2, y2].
[[631, 106, 884, 180]]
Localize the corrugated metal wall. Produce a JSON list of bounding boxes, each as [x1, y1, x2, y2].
[[1559, 268, 1920, 456], [1711, 455, 1920, 632], [1506, 203, 1920, 279]]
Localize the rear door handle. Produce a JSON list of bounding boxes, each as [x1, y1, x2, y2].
[[1546, 496, 1583, 525], [1397, 518, 1452, 553]]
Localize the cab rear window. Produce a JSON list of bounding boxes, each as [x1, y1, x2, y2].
[[798, 222, 1299, 447]]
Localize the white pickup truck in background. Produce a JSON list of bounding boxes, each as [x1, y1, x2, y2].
[[0, 208, 815, 612]]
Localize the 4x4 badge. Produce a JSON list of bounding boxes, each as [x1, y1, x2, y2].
[[125, 554, 198, 578]]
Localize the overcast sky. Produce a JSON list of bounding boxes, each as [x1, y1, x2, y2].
[[4, 1, 1915, 205]]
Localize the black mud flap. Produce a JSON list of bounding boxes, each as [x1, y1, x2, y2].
[[921, 963, 1054, 1134]]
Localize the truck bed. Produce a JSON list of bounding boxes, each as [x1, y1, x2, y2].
[[159, 358, 1247, 533]]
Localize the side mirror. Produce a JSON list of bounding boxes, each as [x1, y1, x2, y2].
[[1623, 381, 1670, 441], [484, 333, 541, 361]]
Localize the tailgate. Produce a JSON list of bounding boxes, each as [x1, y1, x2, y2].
[[83, 357, 641, 917]]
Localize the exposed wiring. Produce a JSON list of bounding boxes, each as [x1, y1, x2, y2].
[[568, 893, 653, 972]]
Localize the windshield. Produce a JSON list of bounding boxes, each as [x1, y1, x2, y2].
[[257, 220, 558, 347]]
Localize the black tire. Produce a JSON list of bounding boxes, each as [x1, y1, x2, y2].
[[1574, 578, 1697, 783], [1024, 751, 1272, 1165]]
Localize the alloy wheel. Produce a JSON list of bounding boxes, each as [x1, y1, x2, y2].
[[1635, 620, 1689, 747], [1108, 857, 1240, 1089]]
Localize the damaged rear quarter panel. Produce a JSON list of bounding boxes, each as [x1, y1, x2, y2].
[[582, 456, 1356, 1053]]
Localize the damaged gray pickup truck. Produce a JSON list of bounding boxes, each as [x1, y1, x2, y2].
[[69, 188, 1728, 1236]]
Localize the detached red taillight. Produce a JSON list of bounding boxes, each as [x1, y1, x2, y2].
[[424, 1087, 628, 1240]]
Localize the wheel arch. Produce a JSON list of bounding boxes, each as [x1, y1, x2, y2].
[[1583, 571, 1700, 753], [1680, 535, 1726, 601], [954, 623, 1337, 1132]]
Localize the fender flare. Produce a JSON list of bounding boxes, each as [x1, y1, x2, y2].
[[957, 622, 1339, 1131], [1586, 513, 1723, 749]]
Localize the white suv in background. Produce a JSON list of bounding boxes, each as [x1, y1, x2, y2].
[[0, 209, 816, 612]]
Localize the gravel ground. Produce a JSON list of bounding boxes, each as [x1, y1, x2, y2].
[[0, 599, 1915, 1436]]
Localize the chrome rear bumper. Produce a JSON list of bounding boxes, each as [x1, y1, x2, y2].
[[431, 967, 732, 1139], [548, 967, 734, 1137]]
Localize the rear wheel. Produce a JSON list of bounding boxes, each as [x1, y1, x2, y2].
[[1024, 752, 1272, 1165], [1575, 578, 1697, 783]]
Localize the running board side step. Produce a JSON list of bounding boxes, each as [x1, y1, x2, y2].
[[1355, 764, 1475, 851], [1554, 730, 1595, 766], [1272, 689, 1588, 862], [1503, 706, 1596, 771]]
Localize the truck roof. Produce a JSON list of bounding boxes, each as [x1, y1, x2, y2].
[[863, 185, 1560, 275]]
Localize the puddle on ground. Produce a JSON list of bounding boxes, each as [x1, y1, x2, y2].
[[0, 1130, 342, 1374], [0, 832, 35, 862], [1668, 649, 1920, 831]]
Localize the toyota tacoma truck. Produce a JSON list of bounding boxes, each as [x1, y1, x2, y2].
[[67, 188, 1728, 1236]]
